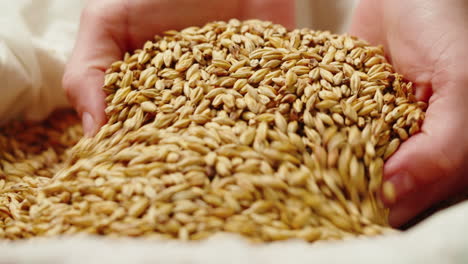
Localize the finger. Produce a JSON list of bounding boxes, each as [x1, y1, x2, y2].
[[387, 170, 464, 227], [64, 69, 107, 137], [63, 2, 127, 136], [349, 0, 384, 46], [382, 95, 468, 222]]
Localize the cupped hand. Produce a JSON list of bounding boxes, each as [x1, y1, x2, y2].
[[63, 0, 294, 136], [351, 0, 468, 226]]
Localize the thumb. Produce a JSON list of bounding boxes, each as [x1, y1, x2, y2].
[[63, 68, 107, 137], [63, 3, 127, 136], [382, 95, 468, 226]]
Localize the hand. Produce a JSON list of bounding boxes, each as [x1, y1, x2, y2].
[[350, 0, 468, 226], [63, 0, 294, 136]]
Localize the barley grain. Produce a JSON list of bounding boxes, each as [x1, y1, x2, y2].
[[0, 20, 426, 242]]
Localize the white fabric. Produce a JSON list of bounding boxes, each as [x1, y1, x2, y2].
[[0, 0, 84, 123], [1, 1, 467, 263], [1, 201, 468, 264]]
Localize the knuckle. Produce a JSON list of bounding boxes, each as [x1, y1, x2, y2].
[[61, 70, 83, 108], [62, 71, 76, 94]]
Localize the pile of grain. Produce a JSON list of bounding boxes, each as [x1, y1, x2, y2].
[[0, 20, 425, 242]]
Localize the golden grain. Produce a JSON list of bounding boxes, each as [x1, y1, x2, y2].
[[0, 20, 426, 242]]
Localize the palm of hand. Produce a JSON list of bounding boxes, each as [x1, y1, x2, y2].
[[351, 0, 468, 226]]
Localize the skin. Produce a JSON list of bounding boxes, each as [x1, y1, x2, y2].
[[350, 0, 468, 226], [63, 0, 294, 136], [64, 0, 468, 227]]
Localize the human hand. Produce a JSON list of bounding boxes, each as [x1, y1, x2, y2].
[[350, 0, 468, 226], [63, 0, 294, 136]]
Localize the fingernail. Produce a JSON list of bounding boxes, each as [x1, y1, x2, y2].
[[82, 112, 96, 137], [383, 171, 414, 204]]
